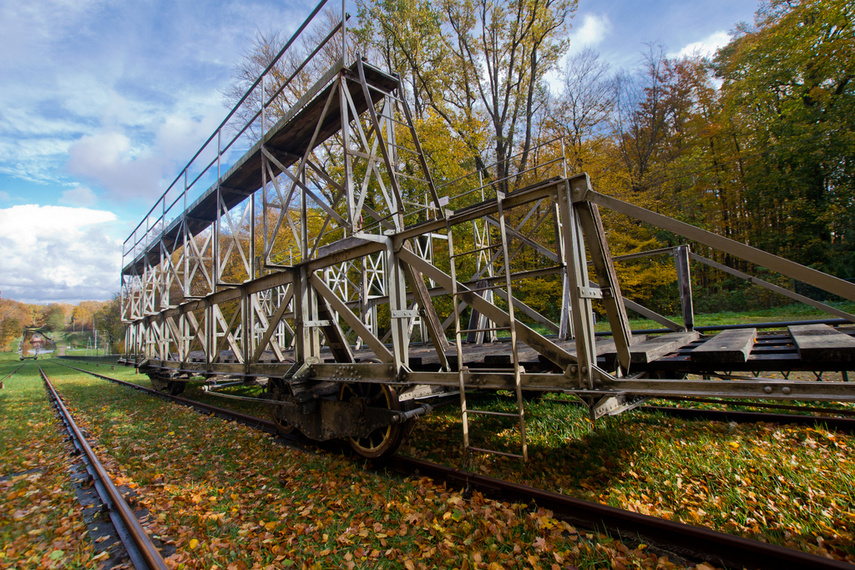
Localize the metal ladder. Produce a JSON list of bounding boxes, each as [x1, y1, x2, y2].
[[448, 191, 528, 461]]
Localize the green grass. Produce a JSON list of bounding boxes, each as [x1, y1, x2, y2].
[[44, 294, 855, 566], [597, 300, 855, 332], [23, 361, 671, 569], [0, 361, 98, 568], [401, 393, 855, 562]]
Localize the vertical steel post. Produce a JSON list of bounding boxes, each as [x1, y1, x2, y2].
[[557, 182, 596, 388], [340, 76, 355, 231], [341, 0, 347, 59], [386, 240, 409, 369], [675, 245, 694, 332], [261, 74, 266, 135], [554, 198, 573, 341]]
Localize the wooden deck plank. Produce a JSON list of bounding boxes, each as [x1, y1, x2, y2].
[[405, 335, 650, 370], [789, 324, 855, 363], [621, 331, 700, 365], [691, 328, 756, 364]]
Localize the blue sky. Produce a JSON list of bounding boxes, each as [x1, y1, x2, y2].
[[0, 0, 759, 304]]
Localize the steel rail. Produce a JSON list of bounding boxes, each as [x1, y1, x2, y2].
[[537, 396, 855, 433], [59, 361, 854, 569], [55, 362, 278, 433], [39, 366, 168, 570], [388, 456, 852, 570], [1, 363, 25, 383]]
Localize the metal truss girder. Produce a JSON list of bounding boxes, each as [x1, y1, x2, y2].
[[585, 189, 855, 303], [397, 247, 579, 374], [309, 274, 394, 363]]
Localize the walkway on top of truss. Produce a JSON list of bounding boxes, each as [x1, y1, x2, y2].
[[123, 58, 398, 277]]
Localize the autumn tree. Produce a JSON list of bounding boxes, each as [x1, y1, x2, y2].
[[549, 48, 613, 173], [355, 0, 575, 188], [72, 301, 102, 331], [93, 294, 124, 353], [715, 0, 855, 276], [40, 303, 71, 332]]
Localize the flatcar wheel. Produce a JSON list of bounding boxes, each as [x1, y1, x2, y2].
[[149, 375, 169, 391], [267, 379, 295, 436], [339, 383, 404, 460], [148, 374, 185, 395]]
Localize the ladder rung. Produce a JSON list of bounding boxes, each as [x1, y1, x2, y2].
[[466, 409, 520, 418], [467, 446, 524, 459], [450, 244, 501, 258], [463, 368, 521, 373]]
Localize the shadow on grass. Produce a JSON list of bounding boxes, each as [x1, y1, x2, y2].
[[521, 419, 643, 494]]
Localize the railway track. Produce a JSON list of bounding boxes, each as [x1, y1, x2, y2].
[[1, 363, 25, 386], [39, 365, 168, 570], [57, 360, 854, 569], [537, 396, 855, 434]]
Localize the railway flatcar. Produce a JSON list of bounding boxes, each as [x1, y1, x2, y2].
[[119, 3, 855, 461]]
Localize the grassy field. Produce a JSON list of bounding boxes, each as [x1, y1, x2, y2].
[[0, 361, 97, 568], [5, 302, 855, 567], [403, 394, 855, 562], [598, 300, 855, 332], [2, 360, 683, 569], [54, 355, 855, 565]]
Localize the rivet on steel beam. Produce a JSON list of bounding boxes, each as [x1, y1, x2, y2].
[[781, 386, 791, 395], [763, 386, 773, 394]]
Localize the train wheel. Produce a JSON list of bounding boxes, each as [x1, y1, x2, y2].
[[148, 374, 185, 395], [267, 379, 295, 436], [339, 383, 404, 459]]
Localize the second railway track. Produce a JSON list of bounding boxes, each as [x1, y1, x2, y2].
[[58, 359, 855, 569], [39, 365, 168, 570]]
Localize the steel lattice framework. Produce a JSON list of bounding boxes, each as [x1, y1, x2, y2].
[[122, 2, 855, 460]]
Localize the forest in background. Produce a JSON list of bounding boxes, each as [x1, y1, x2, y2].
[[221, 0, 853, 322], [354, 0, 853, 311], [0, 295, 122, 353], [8, 0, 850, 350]]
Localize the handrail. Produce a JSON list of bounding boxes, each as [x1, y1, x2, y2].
[[123, 0, 334, 249]]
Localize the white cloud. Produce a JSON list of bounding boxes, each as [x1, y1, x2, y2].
[[568, 13, 612, 53], [0, 0, 108, 63], [0, 0, 324, 211], [155, 107, 222, 160], [67, 132, 169, 201], [0, 190, 10, 201], [672, 30, 731, 60], [59, 185, 98, 206], [0, 204, 121, 303], [64, 94, 226, 202]]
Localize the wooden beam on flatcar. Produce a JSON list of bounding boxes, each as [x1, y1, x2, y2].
[[691, 329, 757, 364], [789, 324, 855, 363]]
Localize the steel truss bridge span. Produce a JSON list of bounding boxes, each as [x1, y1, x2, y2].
[[121, 14, 855, 460]]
